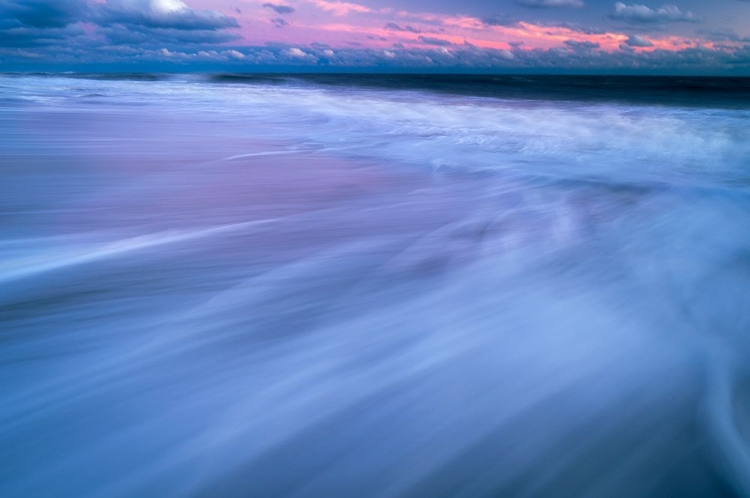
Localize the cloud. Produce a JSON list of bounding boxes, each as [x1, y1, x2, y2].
[[0, 24, 87, 48], [262, 3, 295, 15], [155, 47, 247, 61], [481, 14, 520, 27], [609, 3, 701, 24], [0, 0, 242, 50], [565, 39, 600, 50], [0, 0, 746, 74], [418, 36, 453, 46], [384, 22, 421, 33], [5, 37, 750, 74], [99, 24, 240, 45], [0, 0, 90, 47], [280, 47, 318, 63], [309, 0, 372, 16], [89, 0, 241, 46], [516, 0, 585, 8], [95, 0, 240, 30], [624, 34, 653, 46], [286, 47, 308, 57], [0, 0, 88, 28], [549, 21, 608, 35]]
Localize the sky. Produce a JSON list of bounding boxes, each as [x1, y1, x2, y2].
[[1, 0, 750, 73]]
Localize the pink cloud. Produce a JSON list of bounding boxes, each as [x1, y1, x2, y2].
[[308, 0, 373, 16], [193, 0, 718, 57]]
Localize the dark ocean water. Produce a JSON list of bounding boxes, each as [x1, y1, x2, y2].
[[13, 72, 750, 107], [1, 74, 750, 498]]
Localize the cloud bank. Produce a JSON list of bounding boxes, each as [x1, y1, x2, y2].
[[609, 3, 701, 24], [516, 0, 585, 9], [0, 0, 748, 74]]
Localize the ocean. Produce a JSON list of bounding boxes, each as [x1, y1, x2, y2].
[[1, 73, 750, 497]]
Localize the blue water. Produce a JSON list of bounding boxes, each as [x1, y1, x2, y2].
[[1, 74, 750, 497]]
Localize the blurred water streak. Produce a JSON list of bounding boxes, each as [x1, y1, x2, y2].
[[1, 75, 750, 498]]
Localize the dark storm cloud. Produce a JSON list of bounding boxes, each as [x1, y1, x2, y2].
[[516, 0, 585, 8], [608, 3, 701, 24], [262, 3, 295, 14]]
